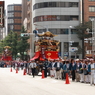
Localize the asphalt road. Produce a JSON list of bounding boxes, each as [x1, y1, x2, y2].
[[0, 68, 95, 95]]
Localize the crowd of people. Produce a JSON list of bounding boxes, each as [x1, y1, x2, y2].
[[0, 58, 95, 86]]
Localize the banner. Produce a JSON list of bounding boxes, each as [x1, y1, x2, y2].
[[45, 51, 59, 59]]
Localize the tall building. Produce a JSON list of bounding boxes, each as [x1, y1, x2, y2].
[[22, 0, 33, 58], [83, 0, 95, 22], [83, 0, 95, 58], [22, 0, 27, 23], [0, 1, 4, 40], [32, 0, 82, 58], [7, 4, 22, 33], [27, 0, 32, 33]]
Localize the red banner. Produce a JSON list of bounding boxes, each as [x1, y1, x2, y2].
[[45, 51, 59, 60]]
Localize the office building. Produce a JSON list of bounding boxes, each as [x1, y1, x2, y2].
[[32, 0, 82, 58], [7, 4, 22, 33]]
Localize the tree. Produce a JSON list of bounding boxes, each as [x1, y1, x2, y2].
[[17, 26, 30, 60], [0, 26, 30, 60], [74, 21, 92, 58], [11, 32, 18, 59]]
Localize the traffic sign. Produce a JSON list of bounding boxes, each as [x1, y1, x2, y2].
[[21, 33, 30, 37], [20, 33, 35, 37], [64, 52, 68, 56], [69, 47, 78, 52]]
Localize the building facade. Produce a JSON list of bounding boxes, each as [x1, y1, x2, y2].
[[83, 0, 95, 58], [22, 0, 27, 24], [22, 0, 33, 58], [32, 0, 82, 58], [83, 0, 95, 22], [0, 1, 4, 40], [7, 4, 22, 33]]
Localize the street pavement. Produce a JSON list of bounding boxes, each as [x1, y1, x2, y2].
[[0, 68, 95, 95]]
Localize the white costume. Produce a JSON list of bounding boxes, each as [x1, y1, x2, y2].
[[50, 62, 55, 77], [90, 63, 95, 85]]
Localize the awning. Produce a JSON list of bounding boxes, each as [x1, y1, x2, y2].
[[30, 51, 40, 61]]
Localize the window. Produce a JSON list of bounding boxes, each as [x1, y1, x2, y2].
[[71, 42, 79, 47], [33, 2, 79, 10], [8, 19, 14, 23], [64, 42, 69, 52], [70, 2, 78, 7], [8, 12, 14, 17], [38, 28, 76, 34], [89, 16, 95, 20], [89, 0, 95, 1], [8, 5, 14, 11], [33, 15, 79, 22], [70, 16, 78, 20], [89, 6, 95, 12], [65, 2, 69, 7]]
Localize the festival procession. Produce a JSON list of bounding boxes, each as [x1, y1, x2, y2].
[[0, 31, 95, 86]]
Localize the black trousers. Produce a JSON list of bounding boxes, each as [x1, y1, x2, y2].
[[71, 70, 76, 81], [43, 68, 47, 78], [31, 68, 35, 77]]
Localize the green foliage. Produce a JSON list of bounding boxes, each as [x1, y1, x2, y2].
[[0, 26, 30, 60], [74, 21, 92, 58], [74, 21, 92, 40], [17, 26, 30, 60]]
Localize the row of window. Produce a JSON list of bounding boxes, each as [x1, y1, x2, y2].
[[38, 29, 76, 34], [8, 12, 14, 17], [8, 6, 14, 11], [89, 6, 95, 12], [33, 15, 79, 22], [33, 2, 78, 10], [89, 0, 95, 1], [8, 19, 14, 23]]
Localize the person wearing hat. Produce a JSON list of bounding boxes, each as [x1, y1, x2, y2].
[[29, 60, 37, 78]]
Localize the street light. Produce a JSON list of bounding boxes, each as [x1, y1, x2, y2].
[[68, 26, 73, 59]]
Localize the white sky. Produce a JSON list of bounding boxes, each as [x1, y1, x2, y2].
[[0, 0, 22, 9]]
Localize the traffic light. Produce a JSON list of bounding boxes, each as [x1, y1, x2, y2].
[[20, 33, 30, 37]]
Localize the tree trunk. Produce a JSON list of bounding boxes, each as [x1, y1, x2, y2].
[[82, 38, 85, 59]]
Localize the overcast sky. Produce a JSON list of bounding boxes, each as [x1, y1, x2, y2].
[[1, 0, 22, 9]]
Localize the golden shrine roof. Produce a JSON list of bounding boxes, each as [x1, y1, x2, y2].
[[38, 31, 57, 37], [4, 46, 11, 49]]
